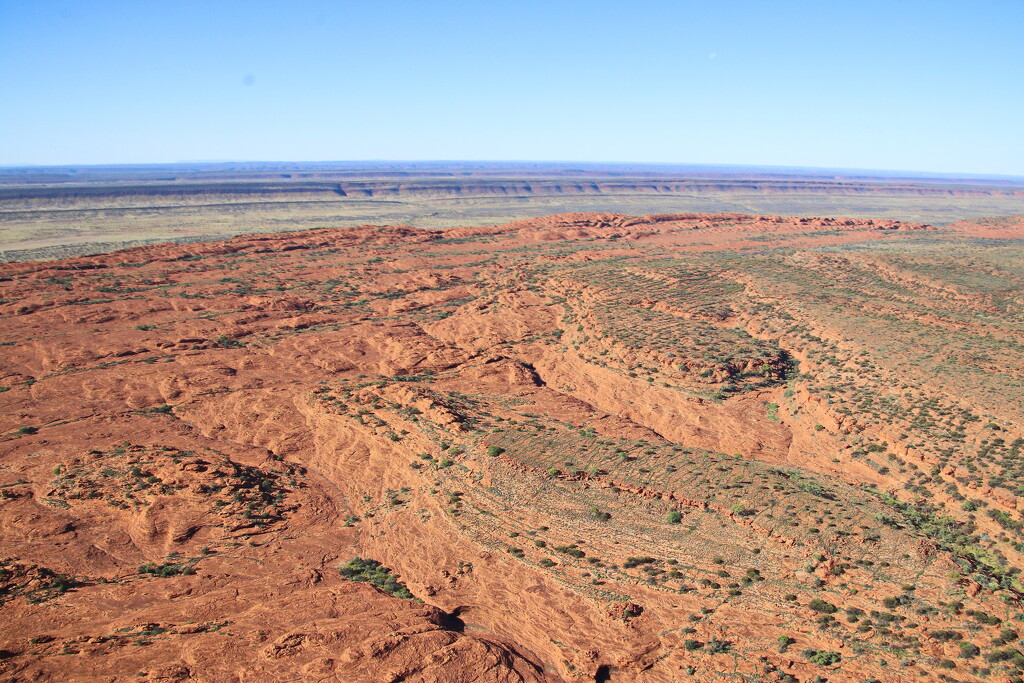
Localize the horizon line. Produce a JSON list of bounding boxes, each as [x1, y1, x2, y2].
[[2, 159, 1023, 182]]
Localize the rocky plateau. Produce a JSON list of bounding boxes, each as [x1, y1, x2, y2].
[[2, 212, 1024, 682]]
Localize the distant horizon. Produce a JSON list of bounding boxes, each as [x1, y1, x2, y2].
[[2, 159, 1023, 183]]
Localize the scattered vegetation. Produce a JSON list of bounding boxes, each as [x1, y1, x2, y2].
[[339, 557, 415, 600]]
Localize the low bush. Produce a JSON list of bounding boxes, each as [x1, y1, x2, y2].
[[339, 557, 414, 599], [808, 598, 838, 614], [803, 649, 841, 666]]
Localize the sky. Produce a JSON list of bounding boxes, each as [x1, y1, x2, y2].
[[1, 0, 1022, 175]]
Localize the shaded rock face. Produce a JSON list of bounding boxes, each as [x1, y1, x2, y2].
[[1, 212, 1023, 682]]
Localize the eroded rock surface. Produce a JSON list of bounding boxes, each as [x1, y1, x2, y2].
[[2, 213, 1024, 682]]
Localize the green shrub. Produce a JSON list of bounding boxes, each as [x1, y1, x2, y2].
[[707, 639, 731, 654], [796, 480, 825, 496], [959, 642, 980, 659], [42, 571, 78, 594], [213, 335, 244, 349], [138, 561, 194, 578], [929, 629, 962, 642], [966, 609, 1000, 626], [623, 556, 656, 569], [984, 648, 1024, 665], [993, 628, 1018, 646], [803, 649, 841, 666], [808, 598, 838, 614], [339, 557, 414, 599], [666, 510, 682, 524]]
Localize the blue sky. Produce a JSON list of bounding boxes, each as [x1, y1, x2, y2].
[[1, 0, 1021, 175]]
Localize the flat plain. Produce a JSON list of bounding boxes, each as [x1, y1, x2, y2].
[[3, 162, 1024, 261]]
